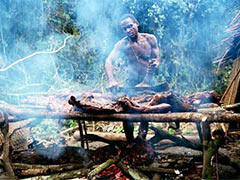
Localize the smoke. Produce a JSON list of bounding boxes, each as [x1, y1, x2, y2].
[[0, 0, 238, 96], [0, 0, 57, 96], [0, 0, 238, 159], [75, 0, 124, 50], [73, 0, 239, 93], [73, 0, 128, 88], [0, 0, 73, 160]]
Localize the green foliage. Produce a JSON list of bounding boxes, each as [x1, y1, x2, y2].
[[113, 126, 124, 133], [44, 0, 79, 35], [182, 128, 193, 135], [212, 61, 233, 95], [68, 120, 78, 128], [120, 0, 237, 94], [1, 0, 239, 97], [31, 119, 61, 141], [168, 128, 175, 135], [155, 125, 162, 130]]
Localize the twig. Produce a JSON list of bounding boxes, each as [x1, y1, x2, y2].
[[136, 164, 180, 175], [0, 35, 73, 72], [60, 126, 79, 135]]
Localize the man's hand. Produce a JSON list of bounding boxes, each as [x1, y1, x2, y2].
[[149, 58, 159, 69]]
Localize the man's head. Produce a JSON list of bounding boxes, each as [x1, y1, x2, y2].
[[120, 14, 139, 38]]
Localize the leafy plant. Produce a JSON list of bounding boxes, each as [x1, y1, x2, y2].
[[182, 128, 193, 135], [113, 126, 124, 133], [168, 128, 175, 135], [68, 120, 78, 128]]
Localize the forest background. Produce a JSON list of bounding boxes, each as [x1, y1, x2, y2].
[[0, 0, 240, 103]]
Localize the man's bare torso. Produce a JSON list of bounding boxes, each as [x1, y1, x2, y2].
[[118, 33, 154, 70]]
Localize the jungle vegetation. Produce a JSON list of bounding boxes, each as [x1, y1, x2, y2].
[[0, 0, 239, 100]]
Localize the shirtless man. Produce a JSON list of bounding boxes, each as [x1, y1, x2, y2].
[[105, 14, 160, 89], [105, 14, 161, 142]]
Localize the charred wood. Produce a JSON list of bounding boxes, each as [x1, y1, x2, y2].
[[11, 145, 89, 165], [117, 161, 149, 180], [88, 155, 120, 179], [217, 153, 240, 170], [148, 126, 202, 151], [83, 134, 123, 145]]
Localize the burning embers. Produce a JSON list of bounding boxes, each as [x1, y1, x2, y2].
[[89, 139, 155, 180]]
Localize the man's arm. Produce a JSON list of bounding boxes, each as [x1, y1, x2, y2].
[[105, 42, 121, 88], [149, 34, 160, 68]]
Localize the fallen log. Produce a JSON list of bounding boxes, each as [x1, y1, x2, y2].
[[218, 152, 240, 170], [20, 168, 89, 180], [12, 145, 89, 165], [13, 163, 85, 177], [148, 126, 202, 151]]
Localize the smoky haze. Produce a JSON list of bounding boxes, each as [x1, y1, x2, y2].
[[0, 0, 238, 162], [0, 0, 237, 99]]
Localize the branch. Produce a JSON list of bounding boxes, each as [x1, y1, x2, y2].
[[148, 126, 202, 151], [0, 35, 73, 72]]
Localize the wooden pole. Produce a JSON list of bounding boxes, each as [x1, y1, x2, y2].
[[201, 117, 225, 179], [202, 120, 212, 179], [6, 110, 240, 123]]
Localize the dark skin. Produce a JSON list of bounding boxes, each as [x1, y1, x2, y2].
[[105, 17, 160, 88], [105, 16, 161, 142]]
